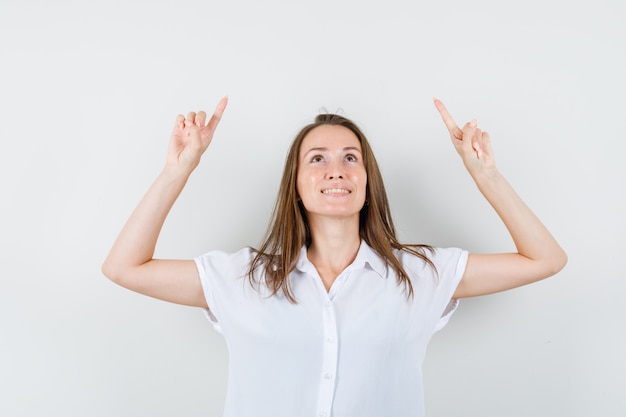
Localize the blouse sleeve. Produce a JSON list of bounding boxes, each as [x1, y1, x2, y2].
[[193, 247, 254, 334], [431, 247, 469, 332]]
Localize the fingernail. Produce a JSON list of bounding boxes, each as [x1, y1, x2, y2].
[[470, 119, 477, 128]]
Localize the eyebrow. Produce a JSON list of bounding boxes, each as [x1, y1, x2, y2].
[[303, 146, 363, 155]]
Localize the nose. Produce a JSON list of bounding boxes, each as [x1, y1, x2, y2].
[[326, 159, 344, 179]]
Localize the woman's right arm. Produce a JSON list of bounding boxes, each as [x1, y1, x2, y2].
[[101, 97, 228, 307]]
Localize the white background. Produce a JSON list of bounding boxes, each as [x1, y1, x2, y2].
[[1, 0, 624, 416]]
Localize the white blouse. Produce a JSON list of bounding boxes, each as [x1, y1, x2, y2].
[[194, 241, 468, 417]]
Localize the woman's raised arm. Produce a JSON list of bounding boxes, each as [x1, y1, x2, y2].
[[101, 97, 228, 307], [433, 99, 567, 299]]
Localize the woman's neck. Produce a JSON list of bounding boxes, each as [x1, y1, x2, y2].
[[306, 216, 361, 290]]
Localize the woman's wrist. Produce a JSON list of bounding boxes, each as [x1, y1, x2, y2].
[[159, 163, 193, 189], [470, 166, 506, 194]]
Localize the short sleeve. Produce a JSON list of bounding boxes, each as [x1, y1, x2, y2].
[[193, 248, 254, 334], [431, 248, 469, 332]]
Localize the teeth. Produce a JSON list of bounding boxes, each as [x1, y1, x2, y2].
[[322, 188, 350, 194]]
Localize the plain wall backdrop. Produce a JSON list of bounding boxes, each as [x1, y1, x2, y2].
[[1, 0, 624, 416]]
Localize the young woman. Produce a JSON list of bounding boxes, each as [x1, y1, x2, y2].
[[102, 97, 567, 417]]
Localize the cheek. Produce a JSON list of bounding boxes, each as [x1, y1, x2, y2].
[[297, 168, 317, 186], [295, 181, 303, 199], [295, 171, 311, 198], [350, 168, 367, 187], [356, 172, 368, 200]]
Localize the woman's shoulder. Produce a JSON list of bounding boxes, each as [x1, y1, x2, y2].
[[394, 245, 467, 269], [194, 246, 257, 269]]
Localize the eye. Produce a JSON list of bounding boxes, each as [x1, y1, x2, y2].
[[345, 154, 358, 162], [310, 155, 324, 163]]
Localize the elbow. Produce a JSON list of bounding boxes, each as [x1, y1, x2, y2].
[[101, 258, 149, 291], [101, 261, 116, 282], [558, 250, 568, 272], [547, 248, 568, 277], [101, 259, 124, 285]]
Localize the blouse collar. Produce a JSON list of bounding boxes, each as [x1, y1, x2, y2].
[[296, 240, 388, 278]]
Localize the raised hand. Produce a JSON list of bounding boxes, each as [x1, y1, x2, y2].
[[433, 98, 495, 177], [430, 98, 567, 298], [167, 96, 229, 171], [102, 96, 229, 308]]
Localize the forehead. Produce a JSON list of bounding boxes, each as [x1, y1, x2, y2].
[[299, 125, 362, 156]]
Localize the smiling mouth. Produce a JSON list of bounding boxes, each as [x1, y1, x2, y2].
[[321, 188, 351, 195]]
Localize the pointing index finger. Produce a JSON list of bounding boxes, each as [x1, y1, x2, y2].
[[433, 98, 462, 140], [206, 96, 229, 132]]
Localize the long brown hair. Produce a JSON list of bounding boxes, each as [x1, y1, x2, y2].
[[248, 113, 435, 302]]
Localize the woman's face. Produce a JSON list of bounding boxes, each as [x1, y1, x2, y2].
[[296, 125, 367, 223]]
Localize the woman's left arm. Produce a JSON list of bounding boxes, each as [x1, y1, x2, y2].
[[434, 99, 568, 299]]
